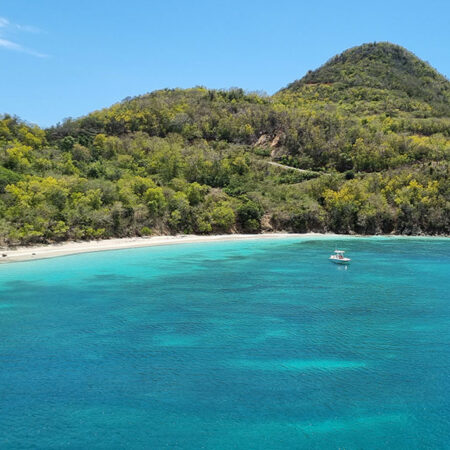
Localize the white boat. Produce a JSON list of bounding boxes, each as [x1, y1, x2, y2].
[[329, 250, 351, 264]]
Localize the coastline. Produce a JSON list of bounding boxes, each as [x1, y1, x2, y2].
[[0, 233, 316, 264], [0, 232, 448, 264]]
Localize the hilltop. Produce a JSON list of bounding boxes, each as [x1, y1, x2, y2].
[[281, 42, 450, 116], [0, 43, 449, 246]]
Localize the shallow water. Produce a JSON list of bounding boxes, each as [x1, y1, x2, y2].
[[0, 237, 449, 449]]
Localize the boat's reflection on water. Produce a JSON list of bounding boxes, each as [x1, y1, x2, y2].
[[335, 264, 349, 271]]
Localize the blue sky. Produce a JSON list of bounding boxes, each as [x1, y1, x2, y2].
[[1, 0, 449, 127]]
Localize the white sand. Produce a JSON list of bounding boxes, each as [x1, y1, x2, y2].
[[0, 233, 327, 264]]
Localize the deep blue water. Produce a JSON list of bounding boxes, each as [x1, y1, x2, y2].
[[0, 237, 449, 449]]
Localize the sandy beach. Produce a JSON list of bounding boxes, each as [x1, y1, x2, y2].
[[0, 233, 327, 264]]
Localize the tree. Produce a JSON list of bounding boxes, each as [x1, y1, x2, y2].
[[211, 203, 235, 232], [144, 187, 166, 217]]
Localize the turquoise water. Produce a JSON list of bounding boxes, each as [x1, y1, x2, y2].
[[0, 237, 449, 449]]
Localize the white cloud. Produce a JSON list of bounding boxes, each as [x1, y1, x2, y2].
[[0, 16, 47, 57], [0, 38, 21, 50], [0, 37, 47, 58], [16, 24, 41, 33], [0, 16, 40, 32]]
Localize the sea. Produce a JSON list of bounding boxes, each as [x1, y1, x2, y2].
[[0, 236, 449, 449]]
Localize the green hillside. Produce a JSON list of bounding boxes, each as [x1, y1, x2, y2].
[[282, 42, 450, 116], [0, 42, 449, 246]]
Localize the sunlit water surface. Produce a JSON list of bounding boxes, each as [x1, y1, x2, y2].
[[0, 237, 449, 449]]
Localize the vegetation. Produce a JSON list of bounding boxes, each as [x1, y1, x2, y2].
[[0, 42, 449, 246]]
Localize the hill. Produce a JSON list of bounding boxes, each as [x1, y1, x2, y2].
[[0, 43, 449, 246], [281, 42, 450, 116]]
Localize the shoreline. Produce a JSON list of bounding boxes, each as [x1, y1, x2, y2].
[[0, 232, 448, 264], [0, 233, 312, 264]]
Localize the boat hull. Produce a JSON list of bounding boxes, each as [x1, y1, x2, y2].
[[329, 257, 351, 265]]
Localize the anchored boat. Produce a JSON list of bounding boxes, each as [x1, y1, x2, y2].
[[329, 250, 351, 265]]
